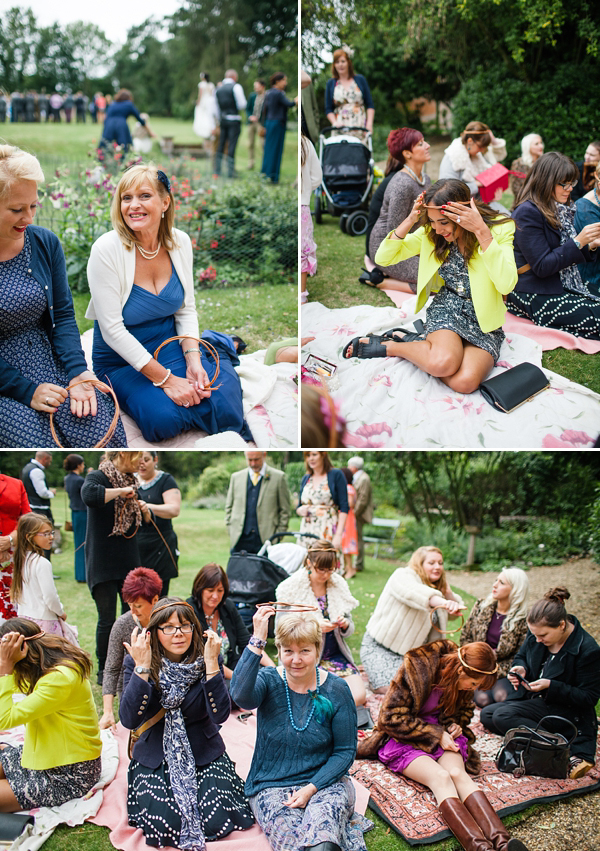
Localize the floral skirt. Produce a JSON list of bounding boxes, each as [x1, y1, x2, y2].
[[301, 204, 317, 276], [249, 776, 373, 851], [26, 616, 79, 646], [0, 745, 101, 809], [0, 561, 17, 622], [127, 752, 253, 848]]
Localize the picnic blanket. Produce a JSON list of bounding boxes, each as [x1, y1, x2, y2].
[[351, 697, 600, 845], [0, 727, 119, 851], [302, 301, 600, 448], [90, 713, 371, 851], [80, 331, 297, 448]]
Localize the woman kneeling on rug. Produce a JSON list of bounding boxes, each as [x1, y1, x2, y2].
[[230, 608, 373, 851], [0, 618, 102, 811], [344, 179, 517, 394], [480, 587, 600, 781], [357, 640, 530, 851], [120, 598, 254, 848]]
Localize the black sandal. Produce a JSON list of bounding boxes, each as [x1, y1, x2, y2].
[[343, 334, 389, 359], [382, 318, 426, 343]]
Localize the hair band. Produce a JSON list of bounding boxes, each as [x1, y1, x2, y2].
[[23, 631, 46, 642], [457, 646, 498, 676], [307, 543, 337, 553], [156, 170, 171, 193], [151, 600, 195, 616], [462, 128, 489, 134]]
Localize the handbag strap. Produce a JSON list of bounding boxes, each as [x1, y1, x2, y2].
[[533, 715, 578, 746], [134, 707, 165, 737], [517, 263, 531, 275]]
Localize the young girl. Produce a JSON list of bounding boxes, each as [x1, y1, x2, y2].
[[11, 514, 78, 644], [301, 119, 323, 304], [357, 640, 529, 851]]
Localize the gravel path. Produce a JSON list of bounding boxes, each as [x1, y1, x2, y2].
[[452, 559, 600, 850]]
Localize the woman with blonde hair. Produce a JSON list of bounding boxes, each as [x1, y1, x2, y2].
[[86, 162, 252, 442], [360, 546, 465, 693], [510, 133, 544, 199], [0, 144, 125, 447], [460, 567, 529, 707], [439, 121, 507, 198]]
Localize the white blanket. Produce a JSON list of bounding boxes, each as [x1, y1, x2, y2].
[[302, 300, 600, 448]]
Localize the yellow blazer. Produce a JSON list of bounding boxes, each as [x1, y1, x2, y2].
[[0, 665, 102, 770], [374, 221, 517, 333]]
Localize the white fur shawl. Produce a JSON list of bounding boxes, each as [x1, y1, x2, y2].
[[276, 568, 359, 623]]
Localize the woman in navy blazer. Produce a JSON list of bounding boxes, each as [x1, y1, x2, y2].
[[298, 451, 348, 551], [120, 598, 253, 848], [507, 151, 600, 338], [0, 144, 125, 446]]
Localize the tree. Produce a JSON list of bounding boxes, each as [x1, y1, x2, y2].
[[0, 7, 37, 91], [64, 22, 113, 84]]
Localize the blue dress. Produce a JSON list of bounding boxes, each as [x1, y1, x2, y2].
[[0, 231, 126, 448], [574, 197, 600, 293], [92, 267, 252, 442], [101, 101, 145, 149]]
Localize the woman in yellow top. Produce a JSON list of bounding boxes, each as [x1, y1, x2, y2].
[[343, 179, 518, 394], [0, 618, 102, 811]]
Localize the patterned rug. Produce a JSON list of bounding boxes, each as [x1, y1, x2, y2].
[[350, 696, 600, 845]]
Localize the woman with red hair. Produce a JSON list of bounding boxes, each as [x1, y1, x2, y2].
[[367, 128, 431, 291], [325, 47, 374, 138], [357, 640, 530, 851]]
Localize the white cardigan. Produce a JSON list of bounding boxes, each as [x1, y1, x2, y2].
[[85, 228, 200, 371], [366, 566, 463, 656], [301, 141, 322, 206], [17, 552, 65, 621], [439, 136, 507, 197]]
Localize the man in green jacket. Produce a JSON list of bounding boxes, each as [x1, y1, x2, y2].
[[225, 452, 291, 553]]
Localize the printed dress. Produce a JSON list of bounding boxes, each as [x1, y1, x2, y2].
[[0, 231, 126, 448], [332, 80, 367, 139], [299, 476, 338, 547]]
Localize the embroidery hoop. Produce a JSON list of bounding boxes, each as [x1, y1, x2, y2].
[[49, 379, 120, 448], [429, 605, 465, 635], [153, 336, 222, 390], [257, 601, 319, 613]]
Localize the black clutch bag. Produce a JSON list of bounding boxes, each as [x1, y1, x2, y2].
[[0, 812, 34, 841], [479, 363, 550, 413]]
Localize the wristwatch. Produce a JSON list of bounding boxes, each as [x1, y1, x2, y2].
[[573, 238, 582, 250], [135, 666, 151, 675]]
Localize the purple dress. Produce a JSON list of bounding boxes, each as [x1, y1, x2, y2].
[[377, 688, 469, 773]]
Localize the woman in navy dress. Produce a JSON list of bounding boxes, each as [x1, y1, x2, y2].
[[86, 163, 252, 443], [261, 73, 297, 184], [100, 90, 156, 152], [0, 144, 126, 448]]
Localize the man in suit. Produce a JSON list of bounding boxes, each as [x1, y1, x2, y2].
[[348, 456, 374, 574], [225, 452, 291, 553]]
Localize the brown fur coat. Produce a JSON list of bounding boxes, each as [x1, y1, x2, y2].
[[356, 640, 481, 775]]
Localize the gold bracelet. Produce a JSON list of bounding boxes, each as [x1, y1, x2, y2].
[[183, 348, 201, 356], [205, 670, 220, 676], [479, 235, 493, 247]]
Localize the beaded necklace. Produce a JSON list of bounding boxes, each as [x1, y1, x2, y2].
[[283, 666, 320, 732], [402, 164, 426, 186], [594, 186, 600, 207]]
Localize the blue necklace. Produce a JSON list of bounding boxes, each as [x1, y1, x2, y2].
[[283, 667, 320, 732], [595, 186, 600, 206]]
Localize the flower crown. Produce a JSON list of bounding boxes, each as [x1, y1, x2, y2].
[[340, 44, 354, 58]]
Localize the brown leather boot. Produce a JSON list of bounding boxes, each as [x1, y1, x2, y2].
[[438, 797, 494, 851], [463, 790, 530, 851]]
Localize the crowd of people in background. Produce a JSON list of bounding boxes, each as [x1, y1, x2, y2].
[[0, 90, 114, 123]]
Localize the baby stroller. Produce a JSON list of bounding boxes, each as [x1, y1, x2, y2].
[[314, 125, 374, 236], [226, 531, 319, 631]]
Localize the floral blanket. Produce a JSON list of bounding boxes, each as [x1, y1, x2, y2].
[[302, 301, 600, 448]]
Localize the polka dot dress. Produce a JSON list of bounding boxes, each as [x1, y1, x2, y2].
[[127, 752, 254, 847], [507, 289, 600, 339], [0, 230, 126, 447]]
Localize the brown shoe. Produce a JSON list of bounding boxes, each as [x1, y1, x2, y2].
[[569, 757, 594, 779], [464, 790, 530, 851], [439, 797, 493, 851]]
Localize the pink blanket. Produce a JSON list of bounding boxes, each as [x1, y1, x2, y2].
[[90, 715, 370, 851]]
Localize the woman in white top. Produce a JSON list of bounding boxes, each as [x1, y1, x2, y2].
[[360, 546, 465, 693], [86, 163, 252, 443], [439, 121, 507, 199], [11, 513, 78, 644], [193, 72, 216, 139]]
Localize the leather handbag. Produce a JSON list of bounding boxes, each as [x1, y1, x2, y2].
[[495, 715, 577, 779], [127, 708, 165, 759], [479, 363, 550, 413]]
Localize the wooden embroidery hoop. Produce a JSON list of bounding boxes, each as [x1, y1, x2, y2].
[[429, 605, 465, 635], [257, 602, 319, 613], [49, 379, 120, 448], [153, 336, 222, 390]]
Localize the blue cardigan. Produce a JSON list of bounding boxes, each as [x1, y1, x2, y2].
[[299, 469, 349, 514], [0, 225, 88, 405], [324, 74, 374, 116], [512, 200, 596, 295], [120, 654, 230, 769]]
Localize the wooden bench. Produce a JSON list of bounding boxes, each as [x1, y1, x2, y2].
[[363, 517, 402, 558]]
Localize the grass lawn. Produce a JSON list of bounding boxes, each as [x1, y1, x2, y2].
[[308, 217, 600, 394], [40, 497, 534, 851]]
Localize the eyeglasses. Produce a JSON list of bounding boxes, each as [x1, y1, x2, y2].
[[37, 530, 55, 538], [557, 181, 577, 190], [157, 623, 194, 636]]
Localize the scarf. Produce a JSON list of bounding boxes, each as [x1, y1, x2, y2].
[[98, 460, 142, 537], [159, 656, 207, 851], [555, 203, 600, 302]]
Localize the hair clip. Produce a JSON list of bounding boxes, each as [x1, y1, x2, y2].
[[340, 44, 354, 58], [156, 170, 171, 193]]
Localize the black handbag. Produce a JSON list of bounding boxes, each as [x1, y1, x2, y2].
[[479, 363, 550, 413], [0, 812, 34, 841], [495, 715, 577, 778]]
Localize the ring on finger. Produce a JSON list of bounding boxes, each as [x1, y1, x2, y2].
[[45, 397, 52, 406], [456, 216, 461, 223], [183, 402, 190, 407]]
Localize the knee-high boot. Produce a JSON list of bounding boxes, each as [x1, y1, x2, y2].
[[438, 797, 494, 851], [463, 790, 530, 851]]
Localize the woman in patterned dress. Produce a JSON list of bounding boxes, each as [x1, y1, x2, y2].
[[0, 144, 125, 447], [297, 451, 348, 551], [325, 47, 374, 139], [344, 179, 518, 394]]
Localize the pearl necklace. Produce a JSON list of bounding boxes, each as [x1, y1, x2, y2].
[[136, 242, 161, 260], [403, 164, 426, 186], [283, 666, 320, 732]]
